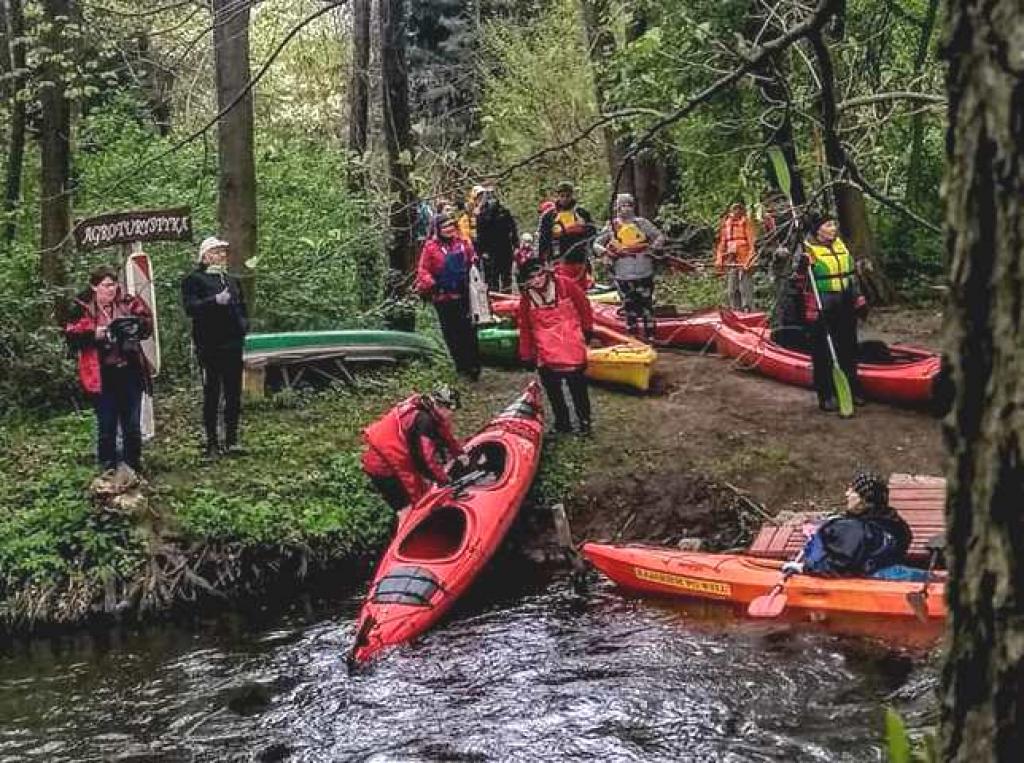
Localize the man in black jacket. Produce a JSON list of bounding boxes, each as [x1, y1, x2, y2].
[[182, 236, 249, 458]]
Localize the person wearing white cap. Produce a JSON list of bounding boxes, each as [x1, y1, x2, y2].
[[181, 236, 249, 459]]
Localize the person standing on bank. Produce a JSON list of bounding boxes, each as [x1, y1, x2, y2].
[[66, 265, 154, 474], [182, 236, 250, 459], [796, 211, 867, 412], [416, 214, 482, 380], [517, 260, 594, 435], [538, 181, 597, 288], [714, 201, 758, 311]]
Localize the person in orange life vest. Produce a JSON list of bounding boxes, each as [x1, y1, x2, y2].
[[416, 214, 482, 380], [65, 265, 154, 474], [517, 260, 594, 435], [538, 181, 596, 288], [714, 201, 758, 311], [795, 211, 868, 412], [361, 386, 467, 511], [593, 193, 666, 340]]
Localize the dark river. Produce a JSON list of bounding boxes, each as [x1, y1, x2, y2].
[[0, 567, 941, 762]]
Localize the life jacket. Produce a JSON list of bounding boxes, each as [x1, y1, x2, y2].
[[361, 396, 430, 503], [805, 238, 855, 294], [552, 208, 587, 238], [524, 279, 588, 370], [435, 240, 471, 295], [611, 218, 649, 254]]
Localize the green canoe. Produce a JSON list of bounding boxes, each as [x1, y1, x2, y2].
[[478, 325, 521, 365], [243, 329, 440, 367]]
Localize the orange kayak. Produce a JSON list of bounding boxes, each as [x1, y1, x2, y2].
[[582, 543, 946, 619]]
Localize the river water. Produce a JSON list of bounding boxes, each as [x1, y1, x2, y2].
[[0, 567, 940, 763]]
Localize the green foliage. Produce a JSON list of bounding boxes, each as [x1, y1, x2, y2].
[[884, 707, 938, 763]]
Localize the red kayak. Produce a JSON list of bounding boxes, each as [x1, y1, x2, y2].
[[349, 383, 544, 663], [490, 295, 765, 349], [714, 310, 942, 405], [582, 543, 946, 620]]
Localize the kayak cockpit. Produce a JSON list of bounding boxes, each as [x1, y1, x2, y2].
[[398, 505, 469, 561], [450, 441, 508, 489]]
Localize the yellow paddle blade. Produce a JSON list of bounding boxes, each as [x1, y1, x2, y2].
[[832, 365, 855, 418]]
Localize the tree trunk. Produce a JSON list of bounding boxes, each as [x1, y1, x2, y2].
[[212, 0, 257, 304], [940, 1, 1024, 759], [379, 0, 416, 282], [808, 29, 895, 304], [38, 0, 71, 305], [2, 0, 26, 244], [904, 0, 940, 206], [347, 0, 370, 187], [578, 0, 627, 193]]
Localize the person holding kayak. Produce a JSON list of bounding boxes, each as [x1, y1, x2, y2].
[[416, 213, 482, 380], [361, 385, 467, 512], [538, 181, 596, 287], [796, 211, 867, 412], [593, 193, 666, 340], [783, 470, 916, 579], [517, 260, 594, 435], [65, 265, 154, 474]]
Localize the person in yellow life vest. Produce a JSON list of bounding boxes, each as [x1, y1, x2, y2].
[[538, 181, 596, 288], [714, 201, 758, 311], [796, 211, 867, 412], [593, 193, 666, 340]]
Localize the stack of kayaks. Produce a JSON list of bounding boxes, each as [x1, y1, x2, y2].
[[581, 543, 946, 620], [477, 322, 658, 392], [350, 383, 545, 663], [714, 310, 942, 405]]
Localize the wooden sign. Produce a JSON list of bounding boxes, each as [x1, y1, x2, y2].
[[74, 207, 193, 250]]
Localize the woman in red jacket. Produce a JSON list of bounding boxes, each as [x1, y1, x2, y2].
[[416, 214, 481, 380], [517, 260, 594, 435], [65, 265, 153, 473]]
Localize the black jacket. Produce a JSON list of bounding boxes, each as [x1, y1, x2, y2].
[[181, 267, 249, 351]]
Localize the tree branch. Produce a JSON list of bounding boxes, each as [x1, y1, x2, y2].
[[838, 91, 945, 110]]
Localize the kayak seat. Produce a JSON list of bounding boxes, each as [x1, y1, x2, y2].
[[449, 441, 508, 489], [372, 565, 441, 607], [398, 506, 468, 561], [747, 474, 945, 564]]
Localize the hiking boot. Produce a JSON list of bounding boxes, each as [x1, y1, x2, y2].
[[202, 442, 222, 462], [576, 420, 592, 437], [819, 398, 838, 412]]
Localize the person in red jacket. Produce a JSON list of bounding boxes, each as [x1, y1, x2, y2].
[[517, 260, 594, 435], [361, 385, 467, 511], [416, 214, 482, 380], [65, 265, 154, 473]]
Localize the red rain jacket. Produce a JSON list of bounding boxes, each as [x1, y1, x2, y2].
[[64, 292, 154, 395], [518, 275, 592, 371]]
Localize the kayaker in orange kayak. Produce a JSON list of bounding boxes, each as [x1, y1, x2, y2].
[[517, 260, 594, 435], [361, 386, 467, 511], [784, 471, 919, 580]]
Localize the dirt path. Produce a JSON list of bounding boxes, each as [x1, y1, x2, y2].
[[467, 308, 946, 549]]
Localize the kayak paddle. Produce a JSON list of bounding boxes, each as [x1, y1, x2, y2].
[[906, 534, 945, 621], [747, 522, 815, 619], [807, 273, 855, 418]]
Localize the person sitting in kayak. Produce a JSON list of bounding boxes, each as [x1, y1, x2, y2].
[[784, 470, 915, 579], [538, 181, 596, 287], [517, 260, 594, 435], [593, 193, 666, 340], [361, 385, 467, 512]]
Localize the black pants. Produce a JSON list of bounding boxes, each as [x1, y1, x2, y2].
[[811, 292, 861, 404], [434, 298, 480, 378], [94, 365, 144, 470], [199, 345, 243, 445], [368, 473, 410, 512], [539, 366, 591, 431], [485, 252, 513, 292], [615, 276, 655, 339]]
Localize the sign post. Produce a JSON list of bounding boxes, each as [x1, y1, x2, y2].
[[74, 207, 192, 443]]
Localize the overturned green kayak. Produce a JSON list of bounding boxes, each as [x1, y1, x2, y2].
[[244, 329, 439, 363], [477, 326, 520, 365]]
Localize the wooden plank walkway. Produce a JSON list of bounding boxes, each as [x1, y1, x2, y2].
[[747, 474, 945, 563]]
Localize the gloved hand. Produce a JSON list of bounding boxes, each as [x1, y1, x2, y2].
[[781, 561, 804, 575], [214, 288, 232, 305]]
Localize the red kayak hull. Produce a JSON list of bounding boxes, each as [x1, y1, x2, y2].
[[350, 384, 544, 662], [582, 543, 946, 619], [714, 310, 941, 405]]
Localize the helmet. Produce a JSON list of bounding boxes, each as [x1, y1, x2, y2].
[[428, 384, 460, 410]]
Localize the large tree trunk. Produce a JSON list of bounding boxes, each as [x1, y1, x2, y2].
[[212, 0, 257, 304], [940, 1, 1024, 759], [808, 29, 896, 304], [347, 0, 370, 185], [38, 0, 71, 307], [379, 0, 416, 283], [2, 0, 26, 244]]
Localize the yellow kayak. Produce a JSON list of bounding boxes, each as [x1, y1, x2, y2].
[[587, 284, 621, 304], [586, 343, 658, 392]]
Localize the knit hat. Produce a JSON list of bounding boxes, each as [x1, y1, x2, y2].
[[850, 470, 888, 511], [803, 210, 831, 237], [197, 236, 229, 263]]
